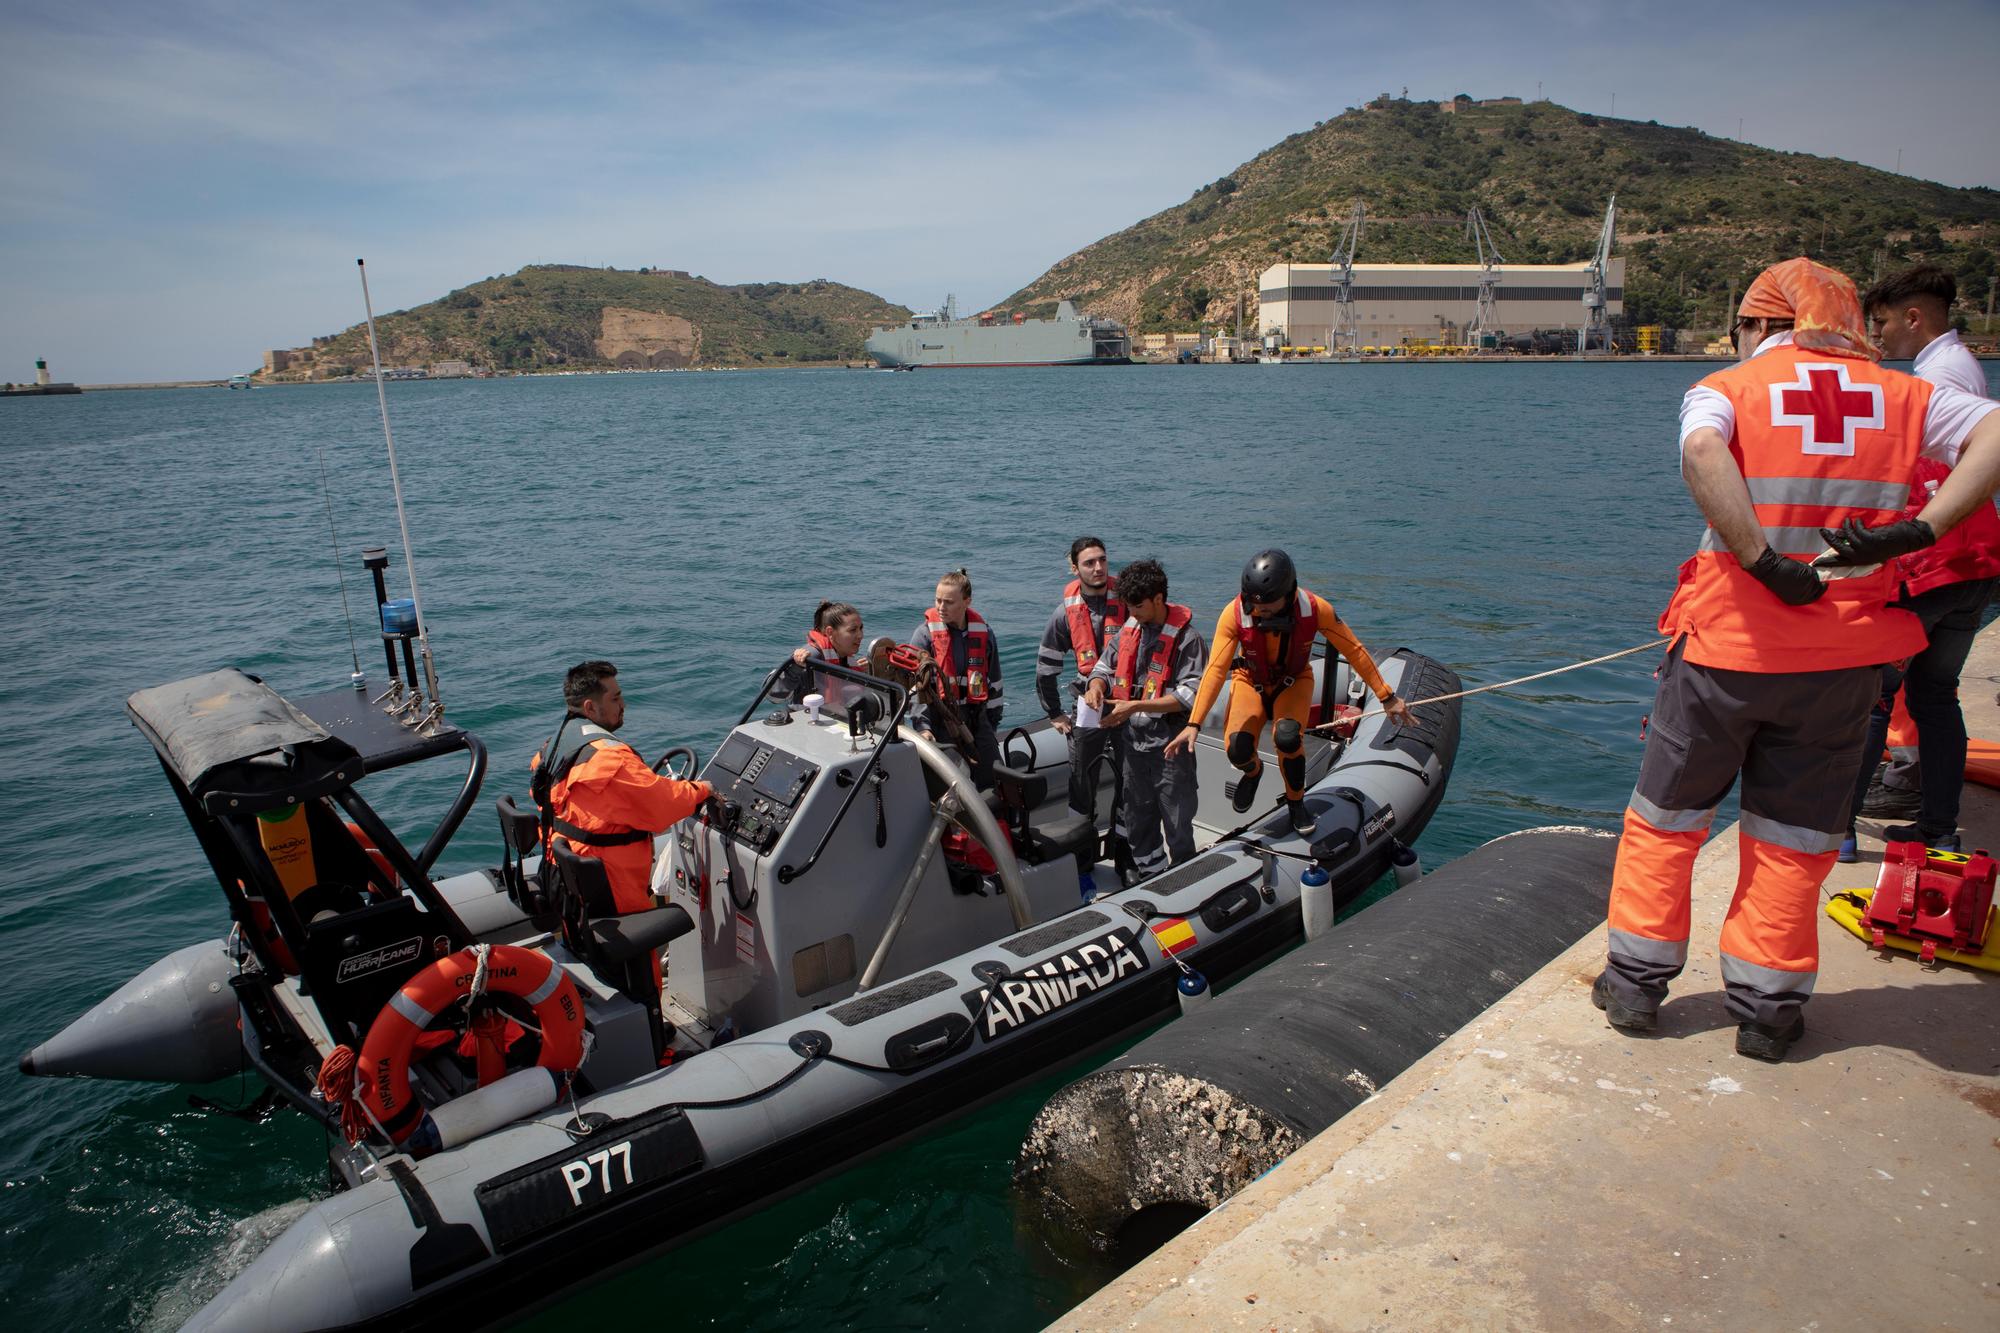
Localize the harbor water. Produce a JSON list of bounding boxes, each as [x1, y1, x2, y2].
[[2, 360, 1989, 1328]]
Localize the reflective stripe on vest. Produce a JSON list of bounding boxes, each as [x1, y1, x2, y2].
[[926, 608, 991, 703], [1236, 587, 1316, 692], [1111, 603, 1194, 701], [1063, 577, 1125, 675], [1660, 347, 1931, 673]]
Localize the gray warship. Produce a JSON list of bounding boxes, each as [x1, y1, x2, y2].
[[865, 295, 1131, 368]]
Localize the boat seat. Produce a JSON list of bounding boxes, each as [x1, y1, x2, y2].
[[990, 763, 1099, 868], [547, 844, 691, 1060], [494, 795, 547, 915]]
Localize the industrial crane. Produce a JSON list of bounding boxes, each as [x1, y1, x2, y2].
[[1465, 207, 1504, 346], [1329, 198, 1365, 356], [1582, 195, 1617, 353]]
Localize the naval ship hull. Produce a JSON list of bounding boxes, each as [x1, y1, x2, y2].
[[865, 305, 1131, 368]]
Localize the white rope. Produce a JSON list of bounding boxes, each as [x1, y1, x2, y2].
[[465, 943, 492, 1007], [1311, 636, 1671, 735]]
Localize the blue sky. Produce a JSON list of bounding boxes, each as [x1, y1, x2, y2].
[[4, 0, 1997, 383]]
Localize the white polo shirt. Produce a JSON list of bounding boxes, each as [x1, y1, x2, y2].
[[1912, 328, 1991, 397]]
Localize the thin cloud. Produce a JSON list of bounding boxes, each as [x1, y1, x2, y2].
[[3, 0, 1995, 382]]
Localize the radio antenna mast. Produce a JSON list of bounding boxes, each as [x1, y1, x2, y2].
[[357, 258, 443, 727]]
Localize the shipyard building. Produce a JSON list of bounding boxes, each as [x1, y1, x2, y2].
[[1258, 259, 1624, 348]]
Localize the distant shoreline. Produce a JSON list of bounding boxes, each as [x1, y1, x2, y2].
[[66, 351, 2000, 391]]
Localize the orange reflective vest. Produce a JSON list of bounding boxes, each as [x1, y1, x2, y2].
[[1063, 577, 1125, 675], [926, 607, 991, 703], [1661, 347, 1931, 673], [1236, 587, 1318, 692], [1111, 603, 1194, 700]]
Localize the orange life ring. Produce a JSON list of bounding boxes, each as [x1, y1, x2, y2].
[[357, 944, 585, 1144]]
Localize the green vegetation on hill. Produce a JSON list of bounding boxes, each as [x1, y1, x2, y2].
[[293, 266, 909, 374], [1004, 96, 2000, 334]]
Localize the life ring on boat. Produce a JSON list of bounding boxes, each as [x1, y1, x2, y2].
[[356, 944, 585, 1145]]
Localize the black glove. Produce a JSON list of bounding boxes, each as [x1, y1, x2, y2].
[[1745, 547, 1827, 606], [1813, 517, 1935, 568]]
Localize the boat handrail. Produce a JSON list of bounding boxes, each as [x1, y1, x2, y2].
[[892, 725, 1033, 931], [728, 660, 914, 886]]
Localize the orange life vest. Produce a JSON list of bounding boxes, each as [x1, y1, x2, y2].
[[1063, 577, 1125, 675], [1661, 346, 1931, 673], [1236, 587, 1317, 693], [926, 607, 991, 703], [805, 628, 860, 670], [1111, 603, 1194, 701]]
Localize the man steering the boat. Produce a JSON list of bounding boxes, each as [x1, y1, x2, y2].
[[531, 660, 713, 919], [1036, 536, 1124, 818], [909, 568, 1005, 788], [1596, 256, 2000, 1063], [1168, 550, 1411, 837]]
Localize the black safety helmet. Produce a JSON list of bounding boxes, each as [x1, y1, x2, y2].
[[1241, 549, 1297, 605]]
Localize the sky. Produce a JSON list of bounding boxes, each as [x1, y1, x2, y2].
[[3, 0, 1997, 383]]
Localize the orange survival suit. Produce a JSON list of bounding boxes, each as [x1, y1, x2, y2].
[[1186, 587, 1397, 805], [531, 716, 709, 917]]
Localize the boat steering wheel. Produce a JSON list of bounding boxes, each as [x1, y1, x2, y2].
[[653, 746, 699, 780]]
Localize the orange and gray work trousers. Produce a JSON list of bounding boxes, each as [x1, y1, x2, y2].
[[1603, 642, 1877, 1030], [1225, 672, 1314, 801]]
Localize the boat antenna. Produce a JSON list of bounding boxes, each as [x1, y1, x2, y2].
[[316, 438, 365, 689], [357, 258, 443, 725]]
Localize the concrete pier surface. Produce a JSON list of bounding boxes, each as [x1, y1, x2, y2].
[[1053, 624, 2000, 1332]]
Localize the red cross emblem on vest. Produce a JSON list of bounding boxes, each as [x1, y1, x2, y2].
[[1768, 362, 1885, 457]]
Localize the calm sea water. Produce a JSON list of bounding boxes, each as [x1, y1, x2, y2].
[[4, 360, 1989, 1327]]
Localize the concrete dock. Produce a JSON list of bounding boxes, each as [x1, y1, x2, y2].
[[1055, 626, 2000, 1331]]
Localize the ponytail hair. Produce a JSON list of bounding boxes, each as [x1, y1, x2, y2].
[[813, 600, 860, 632], [937, 568, 972, 599]]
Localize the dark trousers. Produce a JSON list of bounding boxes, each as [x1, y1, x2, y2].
[[1846, 576, 1998, 837], [1067, 723, 1118, 820], [1604, 643, 1876, 1028], [1119, 744, 1198, 875]]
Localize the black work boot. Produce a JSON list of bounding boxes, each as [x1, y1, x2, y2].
[[1591, 973, 1657, 1033], [1883, 822, 1961, 852], [1286, 799, 1317, 837], [1735, 1014, 1805, 1062], [1229, 763, 1263, 814]]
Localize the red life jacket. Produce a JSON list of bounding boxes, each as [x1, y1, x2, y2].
[[1111, 603, 1194, 701], [1063, 576, 1125, 675], [1896, 457, 2000, 598], [925, 607, 991, 703], [805, 628, 860, 668], [1236, 588, 1317, 693]]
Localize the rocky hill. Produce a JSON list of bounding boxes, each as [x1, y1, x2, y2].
[[1002, 95, 2000, 333], [275, 266, 909, 375]]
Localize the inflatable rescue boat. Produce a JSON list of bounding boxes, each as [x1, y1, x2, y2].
[[21, 555, 1460, 1331]]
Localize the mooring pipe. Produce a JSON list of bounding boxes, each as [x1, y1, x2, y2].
[[1013, 826, 1616, 1252]]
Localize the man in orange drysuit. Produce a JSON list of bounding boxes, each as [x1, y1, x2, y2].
[[1597, 257, 2000, 1062], [1167, 549, 1412, 837], [531, 660, 712, 920]]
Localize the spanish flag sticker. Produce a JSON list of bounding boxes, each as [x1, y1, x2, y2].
[[1150, 917, 1196, 958]]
